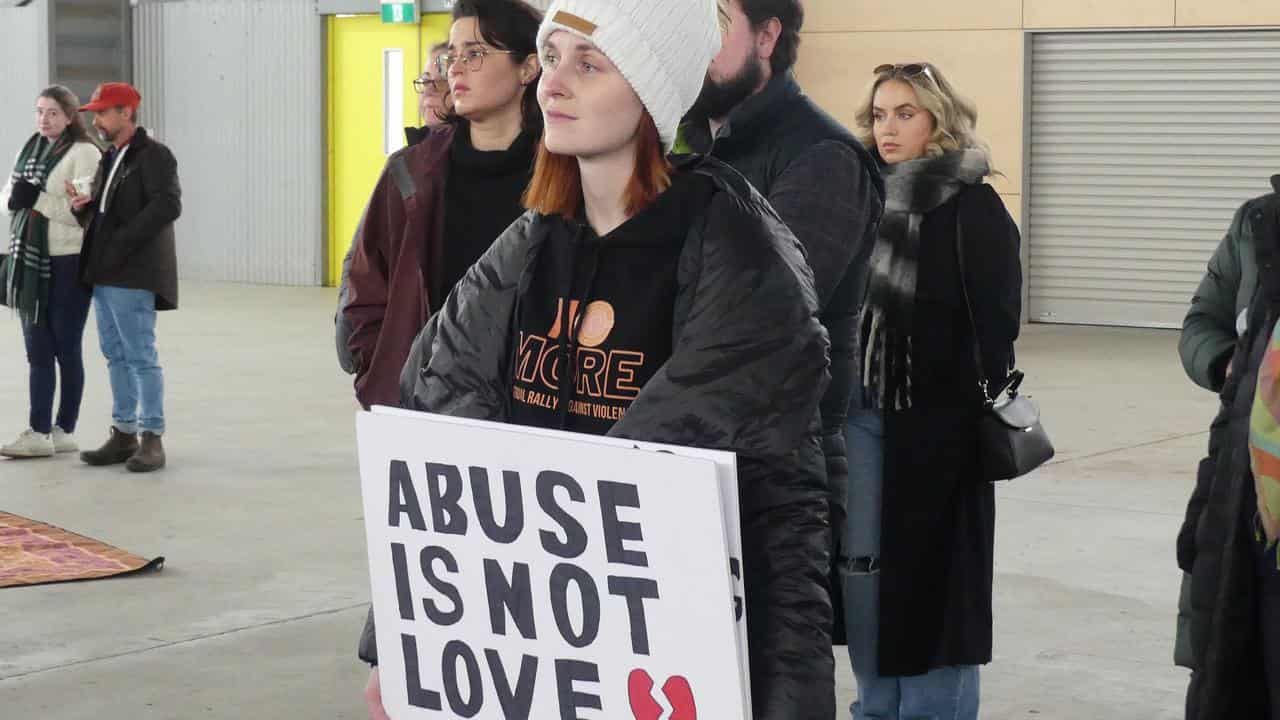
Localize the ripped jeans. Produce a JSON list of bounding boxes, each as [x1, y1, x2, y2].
[[840, 408, 979, 720]]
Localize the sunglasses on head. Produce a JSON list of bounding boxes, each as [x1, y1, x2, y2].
[[873, 63, 937, 84]]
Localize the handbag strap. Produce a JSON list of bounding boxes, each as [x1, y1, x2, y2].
[[955, 219, 1024, 405], [953, 219, 993, 402]]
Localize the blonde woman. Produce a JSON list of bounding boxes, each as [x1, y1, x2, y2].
[[839, 62, 1022, 719]]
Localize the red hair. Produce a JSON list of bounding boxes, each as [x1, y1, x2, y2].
[[524, 113, 672, 221]]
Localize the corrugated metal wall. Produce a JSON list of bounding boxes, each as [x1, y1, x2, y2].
[[133, 0, 324, 286], [51, 0, 131, 106], [0, 2, 49, 160], [1028, 30, 1280, 328]]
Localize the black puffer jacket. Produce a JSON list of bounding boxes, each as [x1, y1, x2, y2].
[[1185, 189, 1280, 719], [684, 73, 884, 624], [359, 157, 836, 719]]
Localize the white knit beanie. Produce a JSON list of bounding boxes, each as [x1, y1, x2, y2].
[[536, 0, 722, 150]]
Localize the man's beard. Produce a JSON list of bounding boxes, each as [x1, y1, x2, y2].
[[690, 56, 765, 121]]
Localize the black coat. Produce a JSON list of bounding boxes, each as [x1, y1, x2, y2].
[[1185, 189, 1280, 719], [684, 72, 885, 634], [877, 182, 1022, 676], [80, 127, 182, 310], [360, 157, 836, 719]]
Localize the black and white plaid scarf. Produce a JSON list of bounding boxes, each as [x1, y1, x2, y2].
[[859, 149, 990, 410]]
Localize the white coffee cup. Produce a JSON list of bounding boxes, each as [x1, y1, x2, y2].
[[71, 176, 93, 196]]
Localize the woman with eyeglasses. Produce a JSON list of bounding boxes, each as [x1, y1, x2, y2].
[[406, 42, 453, 146], [360, 0, 838, 717], [343, 0, 543, 410], [336, 42, 458, 376], [839, 62, 1022, 719]]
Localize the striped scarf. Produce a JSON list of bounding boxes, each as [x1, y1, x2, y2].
[[858, 149, 990, 410], [2, 132, 74, 324]]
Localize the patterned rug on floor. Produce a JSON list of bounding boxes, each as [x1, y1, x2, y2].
[[0, 511, 164, 588]]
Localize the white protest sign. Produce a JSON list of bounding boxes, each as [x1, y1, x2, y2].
[[359, 410, 750, 720], [371, 405, 752, 712]]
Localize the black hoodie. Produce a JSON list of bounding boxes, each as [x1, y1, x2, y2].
[[508, 169, 716, 435]]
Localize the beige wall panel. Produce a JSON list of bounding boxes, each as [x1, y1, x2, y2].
[[1176, 0, 1280, 26], [796, 30, 1025, 195], [1024, 0, 1174, 29], [805, 0, 1021, 32]]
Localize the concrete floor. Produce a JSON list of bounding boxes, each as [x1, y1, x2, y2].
[[0, 284, 1217, 719]]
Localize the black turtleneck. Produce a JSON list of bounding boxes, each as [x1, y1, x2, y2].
[[438, 126, 537, 304]]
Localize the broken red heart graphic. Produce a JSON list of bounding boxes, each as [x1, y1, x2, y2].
[[662, 675, 697, 719], [628, 669, 697, 720]]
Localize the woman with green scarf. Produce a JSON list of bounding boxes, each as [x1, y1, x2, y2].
[[0, 86, 102, 459]]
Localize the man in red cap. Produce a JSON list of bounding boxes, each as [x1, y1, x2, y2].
[[70, 82, 181, 473]]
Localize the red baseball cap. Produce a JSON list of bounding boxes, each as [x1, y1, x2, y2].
[[80, 83, 142, 112]]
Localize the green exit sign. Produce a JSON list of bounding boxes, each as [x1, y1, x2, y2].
[[381, 1, 417, 23]]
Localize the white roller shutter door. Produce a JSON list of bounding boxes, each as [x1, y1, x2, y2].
[[1028, 30, 1280, 328]]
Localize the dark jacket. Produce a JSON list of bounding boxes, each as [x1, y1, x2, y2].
[[684, 71, 885, 628], [1174, 178, 1278, 670], [1174, 405, 1230, 670], [1185, 187, 1280, 719], [877, 182, 1022, 676], [79, 127, 181, 310], [404, 125, 431, 148], [335, 236, 358, 375], [343, 127, 457, 408], [334, 126, 438, 376], [360, 157, 836, 719], [1179, 182, 1272, 391]]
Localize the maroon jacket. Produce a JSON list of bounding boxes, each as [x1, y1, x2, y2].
[[344, 127, 455, 408]]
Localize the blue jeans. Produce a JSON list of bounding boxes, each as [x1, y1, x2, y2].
[[93, 286, 164, 434], [842, 408, 980, 720], [22, 256, 92, 434], [843, 409, 884, 678], [852, 666, 980, 720]]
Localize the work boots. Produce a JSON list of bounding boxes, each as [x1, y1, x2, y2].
[[126, 432, 166, 473], [80, 427, 139, 466]]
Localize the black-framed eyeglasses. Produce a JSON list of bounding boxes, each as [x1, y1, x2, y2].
[[413, 75, 447, 95], [873, 62, 938, 86], [437, 47, 516, 75]]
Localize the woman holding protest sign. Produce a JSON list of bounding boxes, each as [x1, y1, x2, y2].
[[343, 0, 543, 410], [360, 0, 836, 718]]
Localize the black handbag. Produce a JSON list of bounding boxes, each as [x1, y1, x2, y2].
[[955, 224, 1055, 481]]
